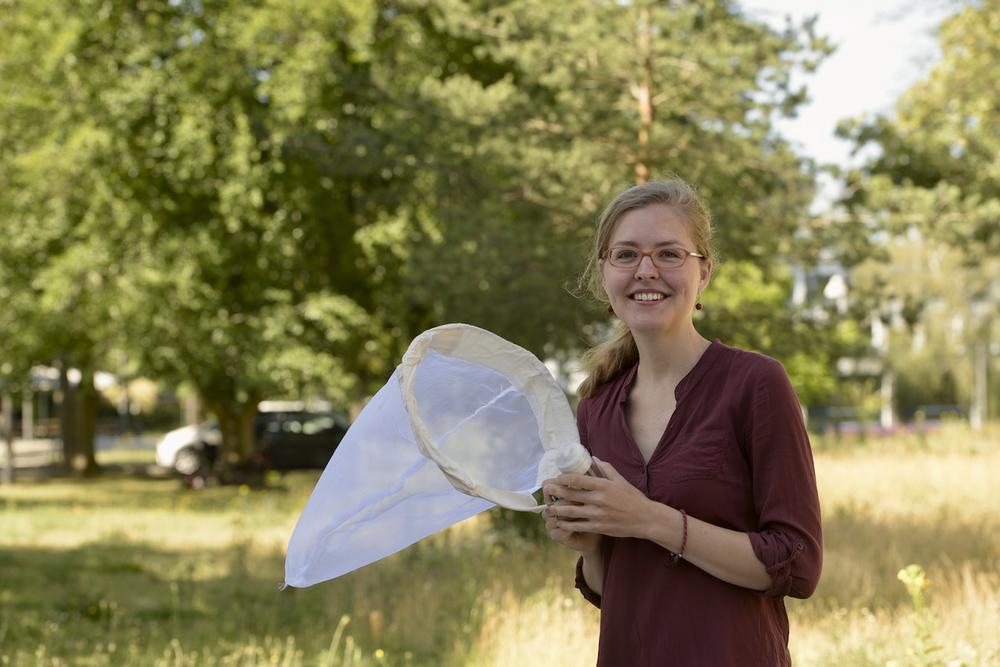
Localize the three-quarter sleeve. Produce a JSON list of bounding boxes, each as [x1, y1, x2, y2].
[[745, 359, 823, 599]]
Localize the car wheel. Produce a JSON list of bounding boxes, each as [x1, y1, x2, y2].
[[174, 447, 205, 476]]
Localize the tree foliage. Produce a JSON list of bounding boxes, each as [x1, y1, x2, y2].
[[838, 0, 999, 416], [1, 0, 838, 466]]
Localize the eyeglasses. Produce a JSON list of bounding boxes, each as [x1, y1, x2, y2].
[[602, 245, 705, 270]]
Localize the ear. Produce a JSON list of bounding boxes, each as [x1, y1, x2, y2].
[[699, 257, 713, 293]]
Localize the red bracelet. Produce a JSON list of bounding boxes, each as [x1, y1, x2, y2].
[[667, 509, 687, 566]]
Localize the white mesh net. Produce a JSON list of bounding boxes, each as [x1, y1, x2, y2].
[[284, 324, 588, 588], [413, 350, 542, 497]]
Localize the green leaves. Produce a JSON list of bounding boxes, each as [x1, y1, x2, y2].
[[840, 1, 999, 416], [1, 0, 840, 451]]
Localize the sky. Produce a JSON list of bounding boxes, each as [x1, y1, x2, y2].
[[739, 0, 957, 209]]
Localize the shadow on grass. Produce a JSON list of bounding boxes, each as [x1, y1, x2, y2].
[[0, 525, 566, 665], [7, 460, 165, 482]]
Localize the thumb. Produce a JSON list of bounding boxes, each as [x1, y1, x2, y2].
[[592, 456, 622, 480]]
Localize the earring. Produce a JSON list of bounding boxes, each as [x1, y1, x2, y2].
[[695, 295, 703, 311]]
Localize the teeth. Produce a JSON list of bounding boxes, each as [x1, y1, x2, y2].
[[633, 293, 663, 301]]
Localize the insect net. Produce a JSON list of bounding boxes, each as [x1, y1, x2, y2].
[[284, 324, 588, 588]]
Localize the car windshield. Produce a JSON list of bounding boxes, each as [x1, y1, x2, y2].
[[263, 413, 339, 435]]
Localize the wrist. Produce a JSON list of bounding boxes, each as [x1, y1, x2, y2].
[[666, 508, 688, 566], [645, 502, 684, 551], [637, 498, 672, 542]]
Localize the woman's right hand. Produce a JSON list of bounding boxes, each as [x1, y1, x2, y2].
[[542, 498, 603, 555]]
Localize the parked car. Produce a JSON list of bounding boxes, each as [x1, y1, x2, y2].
[[155, 405, 348, 475]]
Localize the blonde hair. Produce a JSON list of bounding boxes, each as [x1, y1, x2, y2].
[[576, 177, 715, 399]]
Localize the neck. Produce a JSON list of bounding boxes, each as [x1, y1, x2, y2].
[[632, 325, 711, 389]]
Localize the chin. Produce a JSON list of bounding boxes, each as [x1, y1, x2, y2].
[[621, 314, 680, 335]]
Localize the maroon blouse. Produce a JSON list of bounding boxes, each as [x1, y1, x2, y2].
[[573, 341, 822, 666]]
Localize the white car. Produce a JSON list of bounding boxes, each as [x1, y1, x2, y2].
[[155, 403, 347, 475], [154, 422, 223, 475]]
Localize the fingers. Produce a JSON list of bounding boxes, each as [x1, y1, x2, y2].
[[543, 508, 573, 542], [545, 461, 621, 486], [592, 456, 622, 480], [546, 475, 605, 499], [543, 503, 590, 523], [542, 482, 564, 504], [554, 473, 603, 490], [543, 507, 604, 555], [543, 482, 592, 504], [543, 506, 569, 533], [545, 519, 592, 545]]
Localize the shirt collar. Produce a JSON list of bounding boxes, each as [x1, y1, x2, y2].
[[615, 340, 722, 405]]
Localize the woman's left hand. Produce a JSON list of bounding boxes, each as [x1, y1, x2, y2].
[[542, 457, 656, 540]]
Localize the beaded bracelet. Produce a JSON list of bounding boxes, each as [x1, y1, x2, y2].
[[666, 508, 688, 566]]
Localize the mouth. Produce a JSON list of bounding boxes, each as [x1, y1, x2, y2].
[[628, 291, 669, 303]]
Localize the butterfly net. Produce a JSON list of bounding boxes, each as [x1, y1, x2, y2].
[[284, 324, 586, 587]]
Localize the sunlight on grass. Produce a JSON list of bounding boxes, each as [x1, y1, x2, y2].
[[463, 581, 599, 666]]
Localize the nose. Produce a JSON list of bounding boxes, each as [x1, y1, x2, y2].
[[634, 254, 659, 279]]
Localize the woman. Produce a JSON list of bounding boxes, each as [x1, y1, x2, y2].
[[542, 178, 822, 665]]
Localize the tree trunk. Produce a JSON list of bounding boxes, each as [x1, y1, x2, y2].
[[76, 368, 100, 476], [633, 3, 654, 184], [880, 369, 895, 431], [209, 394, 260, 481], [21, 392, 33, 440], [57, 361, 100, 475], [183, 389, 202, 426], [57, 360, 79, 471], [2, 392, 14, 485], [970, 339, 987, 431]]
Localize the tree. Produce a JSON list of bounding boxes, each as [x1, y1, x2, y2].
[[0, 0, 394, 469], [838, 0, 1000, 424], [0, 0, 127, 474], [2, 0, 841, 476], [368, 0, 840, 400]]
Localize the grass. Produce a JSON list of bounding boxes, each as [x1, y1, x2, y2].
[[792, 423, 1000, 666], [1, 425, 998, 666]]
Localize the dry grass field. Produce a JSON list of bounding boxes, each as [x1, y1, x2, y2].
[[1, 423, 997, 666]]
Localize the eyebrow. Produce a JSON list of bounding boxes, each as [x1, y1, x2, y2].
[[610, 240, 685, 247]]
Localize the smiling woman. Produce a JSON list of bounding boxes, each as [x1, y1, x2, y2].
[[542, 178, 823, 666]]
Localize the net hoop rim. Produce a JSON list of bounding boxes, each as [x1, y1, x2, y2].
[[398, 323, 576, 512]]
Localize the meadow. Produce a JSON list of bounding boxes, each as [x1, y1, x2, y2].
[[1, 424, 998, 666]]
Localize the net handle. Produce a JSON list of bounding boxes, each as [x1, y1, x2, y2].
[[399, 323, 575, 513]]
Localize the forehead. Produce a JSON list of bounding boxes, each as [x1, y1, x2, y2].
[[608, 204, 693, 246]]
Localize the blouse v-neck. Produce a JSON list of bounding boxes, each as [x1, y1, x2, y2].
[[616, 340, 720, 466]]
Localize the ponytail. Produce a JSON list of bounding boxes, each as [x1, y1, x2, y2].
[[576, 322, 639, 399]]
